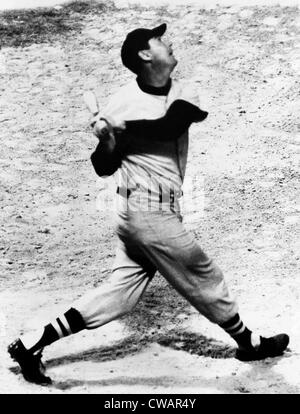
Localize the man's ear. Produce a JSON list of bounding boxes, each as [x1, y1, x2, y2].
[[138, 49, 152, 62]]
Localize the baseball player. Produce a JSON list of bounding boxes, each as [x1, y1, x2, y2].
[[8, 23, 289, 385]]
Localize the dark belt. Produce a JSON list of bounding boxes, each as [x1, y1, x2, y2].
[[116, 186, 181, 212], [116, 186, 131, 198], [116, 186, 177, 199]]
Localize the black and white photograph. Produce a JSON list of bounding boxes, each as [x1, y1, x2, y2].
[[0, 0, 299, 395]]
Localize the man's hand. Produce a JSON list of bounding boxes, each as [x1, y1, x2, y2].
[[90, 114, 126, 134], [83, 89, 125, 142], [91, 115, 126, 153], [92, 119, 111, 140], [91, 115, 126, 149]]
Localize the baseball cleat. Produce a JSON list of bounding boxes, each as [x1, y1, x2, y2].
[[8, 339, 52, 385], [236, 333, 289, 361]]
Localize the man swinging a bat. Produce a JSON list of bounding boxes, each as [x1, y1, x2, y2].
[[8, 23, 289, 385]]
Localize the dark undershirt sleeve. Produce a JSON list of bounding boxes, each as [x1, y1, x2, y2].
[[90, 143, 121, 177], [125, 99, 208, 141], [90, 99, 208, 177]]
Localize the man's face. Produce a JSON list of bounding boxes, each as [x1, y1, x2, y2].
[[146, 35, 177, 72]]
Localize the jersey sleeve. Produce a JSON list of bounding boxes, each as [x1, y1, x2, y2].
[[124, 100, 208, 141], [90, 131, 127, 177], [90, 86, 132, 177]]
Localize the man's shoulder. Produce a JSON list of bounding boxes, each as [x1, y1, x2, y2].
[[103, 78, 144, 118], [109, 79, 140, 102]]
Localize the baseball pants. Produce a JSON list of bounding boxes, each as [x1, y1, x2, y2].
[[75, 208, 238, 328]]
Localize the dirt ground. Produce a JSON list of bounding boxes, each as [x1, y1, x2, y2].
[[0, 1, 299, 394]]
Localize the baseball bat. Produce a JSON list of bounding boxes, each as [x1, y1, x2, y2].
[[83, 90, 99, 116]]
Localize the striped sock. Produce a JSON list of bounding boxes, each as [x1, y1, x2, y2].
[[220, 314, 261, 350], [21, 308, 85, 353]]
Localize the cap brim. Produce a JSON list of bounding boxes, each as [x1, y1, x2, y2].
[[151, 23, 167, 38]]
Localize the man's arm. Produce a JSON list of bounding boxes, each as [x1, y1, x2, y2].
[[90, 99, 208, 177], [125, 99, 208, 141], [90, 119, 123, 177], [90, 142, 122, 177]]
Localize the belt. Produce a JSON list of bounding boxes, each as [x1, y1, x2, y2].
[[116, 186, 182, 211], [116, 186, 181, 198], [116, 186, 131, 198]]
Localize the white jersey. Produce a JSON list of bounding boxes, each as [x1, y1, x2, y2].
[[102, 79, 190, 211]]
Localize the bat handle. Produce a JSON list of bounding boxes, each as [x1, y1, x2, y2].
[[83, 90, 100, 116]]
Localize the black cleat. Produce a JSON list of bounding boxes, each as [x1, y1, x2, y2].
[[8, 339, 52, 385], [236, 334, 289, 362]]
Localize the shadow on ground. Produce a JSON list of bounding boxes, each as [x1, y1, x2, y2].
[[8, 332, 295, 392], [121, 277, 199, 334], [8, 329, 235, 391], [49, 329, 236, 363], [52, 356, 299, 393], [8, 329, 235, 378]]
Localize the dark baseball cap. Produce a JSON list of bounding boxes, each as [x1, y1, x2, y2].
[[121, 23, 167, 74]]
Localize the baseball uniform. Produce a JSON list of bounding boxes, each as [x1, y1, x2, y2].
[[75, 77, 238, 328]]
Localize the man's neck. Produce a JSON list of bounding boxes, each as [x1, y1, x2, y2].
[[137, 67, 172, 96], [136, 76, 172, 96], [139, 67, 171, 88]]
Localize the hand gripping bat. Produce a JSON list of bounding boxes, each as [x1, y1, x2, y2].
[[83, 90, 116, 148]]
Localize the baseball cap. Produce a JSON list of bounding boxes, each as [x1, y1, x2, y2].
[[121, 23, 167, 74]]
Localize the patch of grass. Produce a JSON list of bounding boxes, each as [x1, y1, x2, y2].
[[0, 0, 116, 48]]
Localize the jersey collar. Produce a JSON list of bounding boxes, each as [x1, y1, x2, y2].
[[136, 76, 172, 96]]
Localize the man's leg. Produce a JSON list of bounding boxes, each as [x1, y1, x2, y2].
[[8, 239, 156, 384], [75, 239, 156, 329], [131, 211, 289, 361]]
